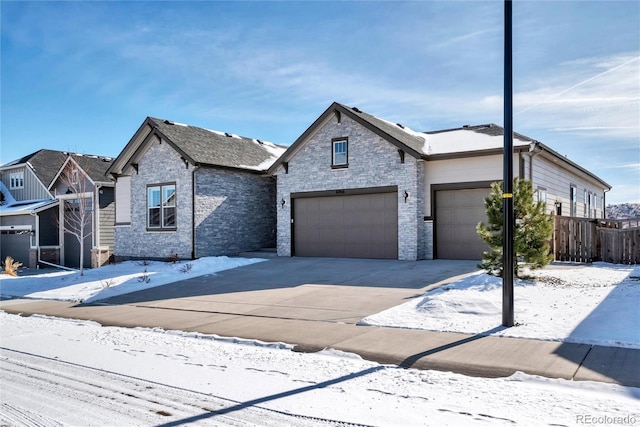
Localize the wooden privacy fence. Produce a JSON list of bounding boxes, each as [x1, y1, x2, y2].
[[553, 216, 640, 264]]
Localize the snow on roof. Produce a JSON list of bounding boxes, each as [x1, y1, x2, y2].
[[0, 181, 16, 206], [0, 198, 58, 216], [424, 126, 531, 155], [239, 140, 288, 171]]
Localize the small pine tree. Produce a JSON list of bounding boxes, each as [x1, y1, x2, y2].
[[476, 178, 553, 277]]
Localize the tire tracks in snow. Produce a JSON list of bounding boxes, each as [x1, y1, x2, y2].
[[0, 347, 374, 427]]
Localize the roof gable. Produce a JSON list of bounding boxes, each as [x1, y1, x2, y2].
[[1, 149, 67, 188], [2, 149, 113, 189], [268, 102, 427, 174]]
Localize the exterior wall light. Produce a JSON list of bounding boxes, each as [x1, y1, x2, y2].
[[281, 198, 286, 208], [403, 191, 409, 202]]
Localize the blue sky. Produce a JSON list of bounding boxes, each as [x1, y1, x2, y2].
[[1, 1, 638, 204]]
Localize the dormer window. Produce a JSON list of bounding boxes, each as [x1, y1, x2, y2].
[[332, 138, 348, 168], [10, 171, 24, 189]]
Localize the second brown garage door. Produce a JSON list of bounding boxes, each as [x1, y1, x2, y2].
[[293, 191, 398, 259], [435, 188, 490, 260]]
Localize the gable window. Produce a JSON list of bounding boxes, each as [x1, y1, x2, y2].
[[332, 138, 348, 168], [70, 169, 79, 184], [10, 171, 24, 189], [147, 183, 176, 230]]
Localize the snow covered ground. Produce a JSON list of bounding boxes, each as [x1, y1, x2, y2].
[[361, 262, 640, 349], [1, 257, 639, 425], [0, 256, 265, 304], [1, 312, 638, 427], [2, 258, 638, 349]]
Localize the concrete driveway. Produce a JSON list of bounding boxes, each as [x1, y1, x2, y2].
[[96, 257, 479, 324]]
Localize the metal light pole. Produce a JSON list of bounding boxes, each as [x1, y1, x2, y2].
[[502, 0, 515, 327]]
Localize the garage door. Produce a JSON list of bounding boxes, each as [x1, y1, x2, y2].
[[435, 188, 490, 260], [0, 231, 31, 266], [293, 192, 398, 259]]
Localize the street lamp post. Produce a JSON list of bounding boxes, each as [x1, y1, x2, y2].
[[503, 0, 515, 327]]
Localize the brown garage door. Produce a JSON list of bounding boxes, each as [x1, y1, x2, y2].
[[435, 188, 490, 260], [293, 192, 398, 259]]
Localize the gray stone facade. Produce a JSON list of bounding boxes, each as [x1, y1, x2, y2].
[[274, 115, 426, 260], [115, 138, 193, 260], [114, 136, 277, 261], [194, 168, 276, 257]]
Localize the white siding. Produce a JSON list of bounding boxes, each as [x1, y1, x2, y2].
[[527, 154, 607, 218], [423, 154, 519, 215], [0, 166, 51, 201], [115, 176, 131, 224]]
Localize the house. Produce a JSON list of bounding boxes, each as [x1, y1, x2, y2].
[[48, 153, 115, 268], [106, 117, 286, 261], [0, 149, 114, 269], [268, 102, 611, 261]]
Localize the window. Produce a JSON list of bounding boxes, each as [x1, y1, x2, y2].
[[570, 185, 577, 217], [70, 169, 79, 184], [9, 171, 24, 189], [584, 190, 588, 216], [537, 187, 547, 204], [332, 138, 348, 167], [147, 183, 176, 229]]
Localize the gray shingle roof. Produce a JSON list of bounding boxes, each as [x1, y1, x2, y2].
[[2, 149, 113, 187], [72, 154, 114, 183], [2, 149, 68, 188], [149, 118, 286, 171]]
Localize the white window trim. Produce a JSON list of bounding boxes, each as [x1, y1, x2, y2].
[[332, 138, 348, 167], [9, 171, 24, 189]]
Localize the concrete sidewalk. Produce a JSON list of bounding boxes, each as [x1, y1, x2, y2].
[[1, 257, 637, 388]]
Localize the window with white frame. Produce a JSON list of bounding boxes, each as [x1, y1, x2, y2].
[[570, 185, 577, 217], [584, 190, 588, 216], [147, 183, 176, 229], [9, 171, 24, 189], [332, 138, 348, 167], [537, 187, 547, 205]]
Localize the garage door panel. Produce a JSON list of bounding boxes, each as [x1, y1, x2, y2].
[[436, 188, 490, 260], [0, 233, 31, 266], [293, 191, 398, 259]]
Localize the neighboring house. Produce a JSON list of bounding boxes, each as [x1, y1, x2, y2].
[[0, 149, 114, 269], [106, 117, 286, 261], [268, 102, 611, 261], [48, 154, 115, 269]]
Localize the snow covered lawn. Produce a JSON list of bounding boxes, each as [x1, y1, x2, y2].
[[361, 262, 640, 349], [1, 312, 638, 426], [0, 256, 265, 304]]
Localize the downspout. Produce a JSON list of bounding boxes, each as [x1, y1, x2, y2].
[[191, 165, 199, 260], [94, 184, 101, 250], [528, 141, 543, 182], [603, 188, 611, 219]]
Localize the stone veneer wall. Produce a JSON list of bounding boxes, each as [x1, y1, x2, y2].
[[194, 168, 276, 257], [114, 138, 193, 260], [275, 114, 426, 260]]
